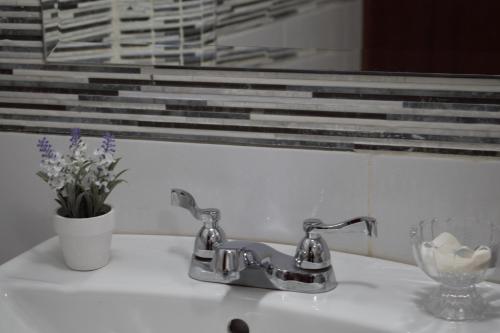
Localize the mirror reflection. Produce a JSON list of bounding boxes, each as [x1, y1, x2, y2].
[[42, 0, 500, 75]]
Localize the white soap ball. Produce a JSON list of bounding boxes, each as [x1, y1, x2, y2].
[[434, 243, 491, 273], [434, 250, 458, 273], [432, 232, 461, 252], [420, 232, 493, 274], [471, 246, 492, 271]]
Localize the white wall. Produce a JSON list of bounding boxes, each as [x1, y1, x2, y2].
[[1, 131, 499, 282]]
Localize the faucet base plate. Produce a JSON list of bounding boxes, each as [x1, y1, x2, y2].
[[189, 256, 337, 294]]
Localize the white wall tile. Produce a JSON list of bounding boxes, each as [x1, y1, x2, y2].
[[110, 134, 372, 255], [0, 133, 55, 265], [370, 154, 500, 282], [1, 131, 498, 283]]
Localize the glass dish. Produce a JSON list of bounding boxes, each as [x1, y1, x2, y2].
[[410, 218, 499, 321]]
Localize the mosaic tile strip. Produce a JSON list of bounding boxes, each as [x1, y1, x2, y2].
[[0, 0, 500, 157]]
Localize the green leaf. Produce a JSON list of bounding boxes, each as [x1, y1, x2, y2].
[[56, 191, 68, 205], [75, 192, 87, 218], [77, 161, 93, 177], [101, 179, 126, 203], [113, 169, 128, 181], [110, 179, 127, 189], [83, 191, 93, 218], [108, 157, 122, 171], [55, 194, 67, 208], [54, 199, 68, 217], [66, 184, 78, 218], [36, 171, 49, 183], [91, 184, 100, 217]]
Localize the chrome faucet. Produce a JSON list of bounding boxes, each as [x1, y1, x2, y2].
[[172, 189, 377, 293], [171, 189, 225, 259]]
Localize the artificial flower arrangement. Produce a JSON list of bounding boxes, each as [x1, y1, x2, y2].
[[36, 129, 127, 218]]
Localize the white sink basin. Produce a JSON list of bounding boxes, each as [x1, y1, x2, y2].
[[1, 235, 499, 332]]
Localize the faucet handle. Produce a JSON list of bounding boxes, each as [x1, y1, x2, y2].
[[295, 216, 377, 270], [303, 216, 377, 238], [171, 188, 220, 223], [171, 189, 226, 259]]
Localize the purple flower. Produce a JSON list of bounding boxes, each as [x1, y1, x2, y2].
[[37, 137, 56, 159], [69, 128, 81, 149], [100, 132, 116, 154]]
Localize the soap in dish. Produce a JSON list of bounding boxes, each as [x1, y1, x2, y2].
[[420, 232, 491, 274]]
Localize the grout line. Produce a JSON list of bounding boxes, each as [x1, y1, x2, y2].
[[367, 154, 374, 257]]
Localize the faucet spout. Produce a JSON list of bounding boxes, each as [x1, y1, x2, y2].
[[214, 248, 245, 282]]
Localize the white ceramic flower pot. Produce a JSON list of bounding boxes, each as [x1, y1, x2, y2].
[[54, 207, 115, 271]]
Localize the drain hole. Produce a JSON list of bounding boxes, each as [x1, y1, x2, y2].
[[227, 318, 249, 333]]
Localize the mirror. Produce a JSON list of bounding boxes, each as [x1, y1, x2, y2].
[[42, 0, 500, 75]]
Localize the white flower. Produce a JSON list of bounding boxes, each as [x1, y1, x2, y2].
[[40, 152, 71, 190], [48, 176, 66, 190], [94, 148, 114, 168], [80, 172, 95, 191], [71, 141, 87, 163], [94, 180, 110, 192]]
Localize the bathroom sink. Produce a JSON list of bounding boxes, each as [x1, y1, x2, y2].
[[1, 235, 499, 333]]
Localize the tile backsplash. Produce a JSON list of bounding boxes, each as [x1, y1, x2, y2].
[[1, 0, 500, 157]]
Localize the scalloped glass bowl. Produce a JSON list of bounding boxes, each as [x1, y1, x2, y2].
[[410, 218, 500, 321]]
